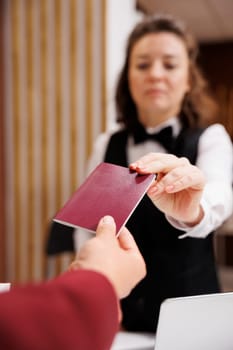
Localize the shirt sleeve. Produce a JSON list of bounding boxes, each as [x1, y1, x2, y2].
[[167, 124, 233, 238], [0, 270, 119, 350]]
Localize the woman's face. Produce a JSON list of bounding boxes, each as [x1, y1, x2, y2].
[[128, 32, 190, 126]]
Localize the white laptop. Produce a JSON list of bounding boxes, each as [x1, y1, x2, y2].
[[111, 291, 233, 350]]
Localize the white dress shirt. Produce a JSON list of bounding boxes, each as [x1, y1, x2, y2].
[[75, 118, 233, 247]]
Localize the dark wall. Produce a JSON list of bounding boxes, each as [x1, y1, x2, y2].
[[199, 41, 233, 88], [199, 41, 233, 265], [199, 41, 233, 141]]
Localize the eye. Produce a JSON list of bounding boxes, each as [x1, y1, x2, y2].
[[136, 62, 150, 70], [164, 62, 177, 70]]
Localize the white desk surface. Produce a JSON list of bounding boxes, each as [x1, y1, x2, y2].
[[110, 331, 155, 350]]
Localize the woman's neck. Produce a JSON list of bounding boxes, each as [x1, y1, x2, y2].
[[138, 112, 172, 128]]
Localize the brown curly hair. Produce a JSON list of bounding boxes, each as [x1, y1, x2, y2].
[[115, 13, 218, 131]]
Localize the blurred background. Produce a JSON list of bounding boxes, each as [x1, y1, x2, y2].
[[0, 0, 232, 286]]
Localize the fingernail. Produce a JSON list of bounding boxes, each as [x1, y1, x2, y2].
[[102, 215, 114, 224]]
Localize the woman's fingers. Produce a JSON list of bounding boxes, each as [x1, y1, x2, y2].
[[149, 164, 205, 195], [130, 153, 188, 174], [130, 153, 205, 194]]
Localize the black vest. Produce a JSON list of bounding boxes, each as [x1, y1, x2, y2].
[[104, 127, 220, 332]]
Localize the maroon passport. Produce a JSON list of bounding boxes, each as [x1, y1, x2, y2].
[[54, 162, 155, 235]]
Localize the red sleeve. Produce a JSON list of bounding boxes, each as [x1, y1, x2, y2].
[[0, 270, 119, 350]]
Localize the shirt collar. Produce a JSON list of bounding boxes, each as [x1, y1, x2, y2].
[[145, 117, 181, 137]]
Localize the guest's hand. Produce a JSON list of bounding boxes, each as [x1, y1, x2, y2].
[[69, 216, 146, 299], [130, 152, 205, 225]]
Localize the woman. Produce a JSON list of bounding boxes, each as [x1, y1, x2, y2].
[[87, 14, 233, 332]]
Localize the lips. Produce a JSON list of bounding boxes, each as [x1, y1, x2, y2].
[[145, 88, 166, 97]]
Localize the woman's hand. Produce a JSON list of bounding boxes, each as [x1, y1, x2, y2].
[[130, 153, 205, 225]]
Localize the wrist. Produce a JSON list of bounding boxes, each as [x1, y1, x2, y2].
[[184, 205, 204, 227]]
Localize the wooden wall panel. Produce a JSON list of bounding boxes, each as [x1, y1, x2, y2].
[[3, 0, 106, 283]]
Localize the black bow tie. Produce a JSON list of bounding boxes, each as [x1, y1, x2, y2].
[[133, 125, 174, 152]]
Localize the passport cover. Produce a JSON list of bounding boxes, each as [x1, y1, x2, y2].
[[53, 162, 155, 235]]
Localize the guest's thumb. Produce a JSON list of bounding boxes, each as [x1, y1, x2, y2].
[[96, 215, 116, 238]]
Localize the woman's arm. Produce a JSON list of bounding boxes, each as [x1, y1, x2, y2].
[[130, 124, 233, 238]]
